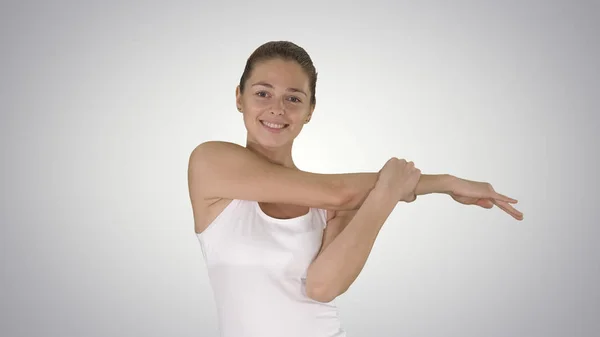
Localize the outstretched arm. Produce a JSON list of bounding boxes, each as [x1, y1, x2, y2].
[[342, 172, 455, 208], [344, 173, 522, 220], [189, 141, 451, 212], [189, 141, 522, 225]]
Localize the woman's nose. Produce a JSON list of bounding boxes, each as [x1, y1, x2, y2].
[[270, 99, 286, 115]]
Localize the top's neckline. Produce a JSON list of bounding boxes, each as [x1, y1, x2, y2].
[[253, 201, 312, 224]]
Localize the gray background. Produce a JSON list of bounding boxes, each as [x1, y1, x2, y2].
[[1, 0, 598, 336]]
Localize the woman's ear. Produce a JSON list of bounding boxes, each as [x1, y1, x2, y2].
[[305, 104, 315, 123], [235, 85, 242, 112]]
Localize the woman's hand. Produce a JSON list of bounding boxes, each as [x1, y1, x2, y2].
[[448, 177, 524, 221], [376, 157, 421, 203]]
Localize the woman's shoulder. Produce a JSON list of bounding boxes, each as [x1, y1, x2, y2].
[[190, 140, 244, 156], [188, 140, 252, 172]]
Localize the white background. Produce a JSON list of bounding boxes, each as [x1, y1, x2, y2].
[[1, 1, 598, 336]]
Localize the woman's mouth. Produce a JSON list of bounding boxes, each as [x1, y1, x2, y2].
[[260, 120, 289, 132]]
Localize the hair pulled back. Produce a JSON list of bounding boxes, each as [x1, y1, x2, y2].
[[239, 41, 318, 106]]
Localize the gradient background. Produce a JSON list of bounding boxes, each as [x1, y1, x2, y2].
[[1, 1, 598, 336]]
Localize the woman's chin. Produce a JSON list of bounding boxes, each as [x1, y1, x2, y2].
[[246, 125, 298, 148]]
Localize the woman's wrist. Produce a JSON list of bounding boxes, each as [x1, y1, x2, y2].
[[440, 174, 456, 194], [415, 174, 456, 196]]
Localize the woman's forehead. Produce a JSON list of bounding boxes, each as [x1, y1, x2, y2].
[[249, 59, 309, 89]]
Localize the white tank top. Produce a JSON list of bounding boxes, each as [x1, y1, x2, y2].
[[196, 199, 347, 337]]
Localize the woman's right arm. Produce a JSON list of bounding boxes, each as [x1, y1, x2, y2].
[[187, 141, 374, 211]]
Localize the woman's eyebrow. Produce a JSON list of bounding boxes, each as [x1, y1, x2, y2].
[[251, 81, 307, 97]]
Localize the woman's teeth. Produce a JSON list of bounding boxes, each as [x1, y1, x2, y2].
[[261, 121, 288, 129]]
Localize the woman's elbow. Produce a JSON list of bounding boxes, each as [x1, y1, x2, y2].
[[306, 284, 337, 303], [305, 279, 345, 303]]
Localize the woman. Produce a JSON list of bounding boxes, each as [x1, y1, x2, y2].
[[187, 41, 523, 337]]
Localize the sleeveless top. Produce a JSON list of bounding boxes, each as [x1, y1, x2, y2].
[[196, 199, 347, 337]]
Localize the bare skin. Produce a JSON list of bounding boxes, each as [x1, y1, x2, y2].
[[306, 157, 421, 302], [187, 57, 524, 302]]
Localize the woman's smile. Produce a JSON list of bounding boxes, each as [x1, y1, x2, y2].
[[260, 120, 289, 132]]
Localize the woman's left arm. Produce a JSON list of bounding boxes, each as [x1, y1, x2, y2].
[[343, 173, 455, 208], [346, 173, 522, 220]]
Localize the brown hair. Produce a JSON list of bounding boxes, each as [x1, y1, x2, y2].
[[239, 41, 318, 106]]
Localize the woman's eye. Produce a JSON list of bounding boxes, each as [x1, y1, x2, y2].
[[289, 96, 301, 103], [256, 91, 268, 97]]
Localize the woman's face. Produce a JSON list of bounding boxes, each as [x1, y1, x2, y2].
[[236, 58, 314, 148]]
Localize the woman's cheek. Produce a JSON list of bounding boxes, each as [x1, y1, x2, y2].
[[253, 98, 270, 107]]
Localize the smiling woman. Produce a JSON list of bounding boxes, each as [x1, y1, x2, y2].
[[235, 51, 316, 149], [187, 40, 523, 337]]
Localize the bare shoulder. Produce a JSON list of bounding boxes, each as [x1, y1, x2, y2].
[[191, 140, 243, 154], [188, 140, 243, 167], [188, 141, 240, 233]]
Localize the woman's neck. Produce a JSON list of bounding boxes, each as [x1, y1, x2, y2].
[[245, 140, 297, 169]]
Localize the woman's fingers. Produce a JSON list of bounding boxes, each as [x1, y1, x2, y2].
[[492, 191, 518, 204], [476, 199, 494, 209], [493, 199, 524, 220]]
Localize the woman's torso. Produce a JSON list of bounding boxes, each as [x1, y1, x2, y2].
[[196, 198, 347, 337]]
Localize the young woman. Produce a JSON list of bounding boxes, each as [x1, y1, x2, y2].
[[187, 41, 523, 337]]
